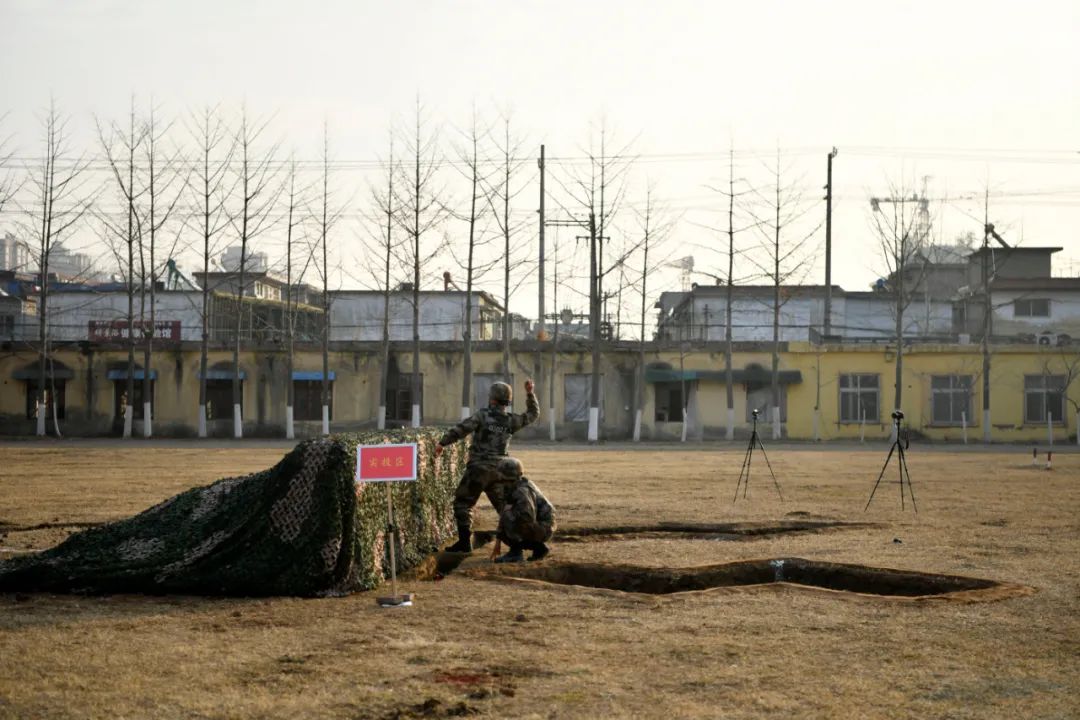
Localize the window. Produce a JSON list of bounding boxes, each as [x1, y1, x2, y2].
[[1024, 375, 1066, 424], [654, 382, 683, 422], [839, 374, 879, 423], [293, 380, 332, 421], [386, 374, 422, 425], [1014, 299, 1050, 318], [113, 380, 154, 420], [746, 384, 787, 423], [205, 379, 240, 420], [24, 380, 66, 420], [473, 373, 514, 411], [564, 374, 603, 422], [931, 375, 972, 425]]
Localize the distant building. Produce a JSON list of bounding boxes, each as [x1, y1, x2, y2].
[[0, 233, 31, 273], [329, 287, 503, 342]]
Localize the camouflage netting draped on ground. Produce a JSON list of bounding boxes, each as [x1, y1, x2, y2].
[[0, 430, 464, 596]]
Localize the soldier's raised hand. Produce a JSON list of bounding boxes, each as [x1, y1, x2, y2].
[[524, 378, 535, 394]]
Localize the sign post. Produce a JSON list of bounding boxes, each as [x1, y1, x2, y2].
[[356, 443, 419, 607]]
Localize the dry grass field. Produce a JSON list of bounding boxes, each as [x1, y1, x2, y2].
[[0, 439, 1078, 720]]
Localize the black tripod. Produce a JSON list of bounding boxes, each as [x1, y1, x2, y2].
[[865, 411, 917, 512], [734, 409, 783, 502]]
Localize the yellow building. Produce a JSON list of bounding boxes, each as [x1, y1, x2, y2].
[[1, 340, 1077, 443]]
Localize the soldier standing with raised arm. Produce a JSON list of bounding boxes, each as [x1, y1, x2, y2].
[[435, 379, 539, 553]]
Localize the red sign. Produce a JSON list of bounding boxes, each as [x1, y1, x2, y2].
[[356, 443, 418, 483], [89, 320, 181, 343]]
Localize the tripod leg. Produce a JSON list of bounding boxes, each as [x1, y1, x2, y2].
[[898, 440, 905, 511], [754, 435, 784, 502], [744, 431, 755, 500], [899, 445, 917, 513], [734, 434, 752, 503], [865, 442, 897, 511]]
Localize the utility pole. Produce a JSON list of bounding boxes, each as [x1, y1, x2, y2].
[[538, 145, 546, 337], [823, 147, 838, 338], [588, 211, 600, 442], [981, 188, 992, 443]]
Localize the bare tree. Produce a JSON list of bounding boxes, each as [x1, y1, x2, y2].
[[868, 179, 934, 423], [96, 98, 147, 439], [186, 105, 234, 438], [282, 155, 311, 439], [136, 102, 185, 438], [225, 107, 281, 438], [394, 98, 449, 428], [0, 115, 22, 214], [451, 107, 497, 420], [553, 118, 636, 441], [745, 150, 822, 439], [631, 182, 674, 442], [361, 133, 400, 430], [310, 122, 345, 436], [484, 109, 532, 388], [21, 100, 94, 436]]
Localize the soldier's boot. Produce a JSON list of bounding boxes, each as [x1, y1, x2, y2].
[[444, 524, 472, 554], [495, 544, 525, 563], [527, 542, 550, 562]]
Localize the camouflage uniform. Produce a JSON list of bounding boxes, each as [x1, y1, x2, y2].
[[497, 475, 556, 548], [438, 386, 539, 543]]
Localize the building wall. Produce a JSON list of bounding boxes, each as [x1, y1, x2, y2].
[[990, 290, 1080, 338], [2, 341, 1076, 442], [329, 293, 499, 342]]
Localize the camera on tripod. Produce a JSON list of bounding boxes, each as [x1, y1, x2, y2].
[[891, 410, 904, 421], [752, 408, 760, 418]]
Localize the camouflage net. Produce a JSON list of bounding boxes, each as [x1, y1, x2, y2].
[[0, 430, 465, 597]]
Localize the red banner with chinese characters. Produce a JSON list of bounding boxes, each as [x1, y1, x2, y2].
[[356, 443, 418, 483]]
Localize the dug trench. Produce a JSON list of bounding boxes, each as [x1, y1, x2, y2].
[[413, 517, 876, 579], [470, 558, 1036, 603]]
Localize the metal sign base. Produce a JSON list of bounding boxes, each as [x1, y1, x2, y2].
[[375, 484, 415, 608]]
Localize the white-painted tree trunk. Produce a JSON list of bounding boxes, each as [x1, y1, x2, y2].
[[859, 408, 866, 443], [548, 407, 556, 441], [233, 404, 242, 438], [198, 405, 207, 438], [587, 407, 599, 442], [460, 405, 471, 421], [143, 402, 152, 438], [286, 406, 295, 439], [322, 405, 330, 436], [680, 408, 688, 443], [983, 409, 991, 443], [376, 405, 386, 430], [726, 407, 735, 441], [411, 404, 421, 429], [123, 406, 133, 438], [36, 403, 46, 436], [961, 411, 968, 444], [632, 408, 642, 442], [1047, 412, 1054, 447], [771, 406, 781, 440]]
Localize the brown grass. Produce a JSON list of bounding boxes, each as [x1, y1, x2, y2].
[[0, 440, 1078, 719]]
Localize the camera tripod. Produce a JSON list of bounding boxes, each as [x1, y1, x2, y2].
[[734, 410, 783, 502], [865, 412, 917, 512]]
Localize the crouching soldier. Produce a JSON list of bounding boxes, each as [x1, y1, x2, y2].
[[435, 379, 539, 553], [493, 457, 556, 563]]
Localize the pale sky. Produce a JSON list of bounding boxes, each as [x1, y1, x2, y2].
[[2, 0, 1078, 329]]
